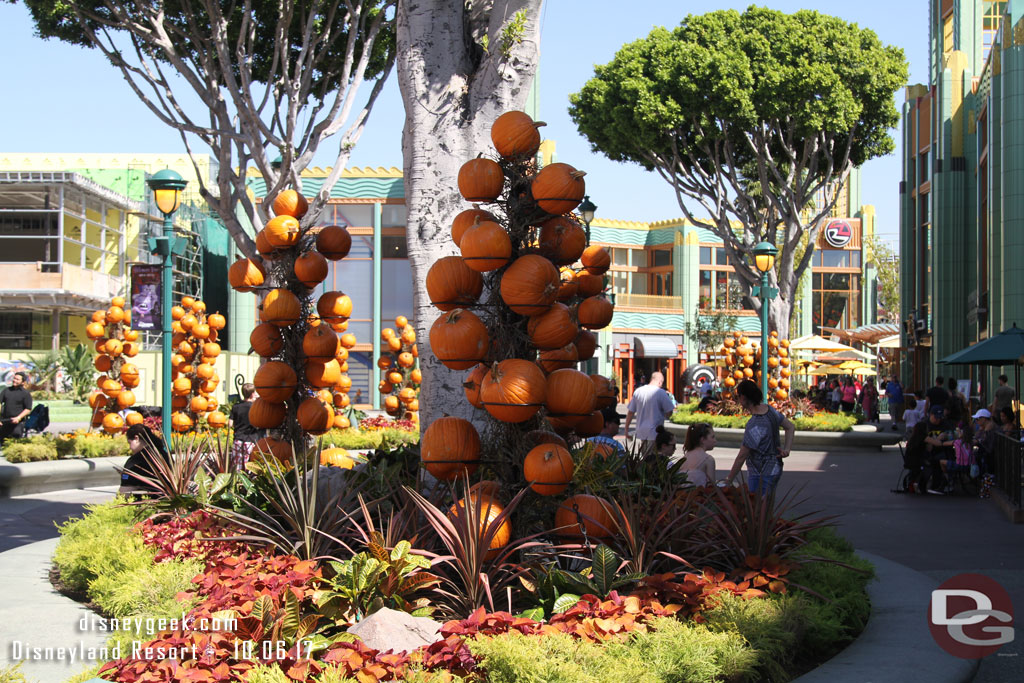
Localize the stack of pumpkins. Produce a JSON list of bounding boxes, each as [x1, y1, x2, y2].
[[717, 330, 791, 401], [378, 315, 421, 422], [86, 296, 142, 434], [229, 188, 356, 455], [422, 110, 620, 552], [167, 297, 228, 432]]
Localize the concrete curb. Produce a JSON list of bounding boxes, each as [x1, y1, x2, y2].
[[663, 422, 902, 450], [0, 457, 127, 498], [793, 550, 980, 683]]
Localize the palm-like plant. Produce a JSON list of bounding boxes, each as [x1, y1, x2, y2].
[[57, 345, 95, 403], [28, 350, 62, 392]]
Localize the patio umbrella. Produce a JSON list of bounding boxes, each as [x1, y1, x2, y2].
[[851, 367, 878, 376], [937, 323, 1024, 366], [837, 360, 872, 371], [788, 335, 859, 352], [809, 365, 851, 375]]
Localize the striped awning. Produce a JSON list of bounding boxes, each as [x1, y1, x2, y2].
[[633, 336, 680, 358]]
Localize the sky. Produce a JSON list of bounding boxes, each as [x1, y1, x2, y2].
[[0, 1, 929, 244]]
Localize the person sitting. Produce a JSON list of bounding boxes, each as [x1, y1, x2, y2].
[[921, 405, 955, 494], [673, 422, 717, 487], [998, 405, 1018, 436], [587, 406, 627, 459], [903, 395, 925, 437], [653, 425, 677, 461], [118, 424, 172, 498]]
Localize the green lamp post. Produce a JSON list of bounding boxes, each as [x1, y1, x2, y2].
[[751, 241, 778, 400], [578, 195, 597, 243], [146, 169, 188, 446]]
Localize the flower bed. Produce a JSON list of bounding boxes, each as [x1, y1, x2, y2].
[[671, 401, 859, 432], [1, 431, 131, 462]]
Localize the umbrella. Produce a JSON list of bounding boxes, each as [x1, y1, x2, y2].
[[815, 349, 878, 362], [875, 334, 902, 349], [810, 365, 851, 375], [837, 360, 872, 370], [937, 324, 1024, 366], [851, 367, 878, 376], [788, 335, 859, 352]]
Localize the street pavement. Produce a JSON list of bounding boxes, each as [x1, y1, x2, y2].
[[1, 416, 1022, 682]]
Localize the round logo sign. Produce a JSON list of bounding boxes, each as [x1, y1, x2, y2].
[[824, 220, 853, 248], [928, 573, 1015, 659]]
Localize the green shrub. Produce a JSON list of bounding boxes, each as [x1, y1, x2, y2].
[[61, 664, 101, 683], [379, 427, 419, 449], [3, 442, 57, 462], [702, 592, 804, 681], [320, 428, 383, 451], [91, 554, 202, 619], [52, 499, 147, 593], [671, 406, 857, 432], [0, 662, 28, 683]]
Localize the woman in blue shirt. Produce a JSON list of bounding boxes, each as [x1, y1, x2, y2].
[[726, 380, 796, 496]]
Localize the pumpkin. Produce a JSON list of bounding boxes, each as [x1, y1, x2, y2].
[[384, 395, 401, 412], [411, 368, 422, 383], [387, 336, 403, 353], [379, 381, 394, 394], [421, 416, 481, 480], [448, 493, 510, 559], [491, 110, 545, 158], [191, 300, 205, 314], [317, 291, 353, 324], [537, 344, 578, 373], [397, 351, 415, 368], [525, 430, 568, 450], [256, 230, 277, 257], [86, 322, 106, 340], [574, 329, 598, 361], [460, 220, 512, 273], [555, 494, 616, 539], [171, 395, 188, 410], [90, 409, 106, 428], [120, 363, 140, 385], [253, 361, 297, 402], [303, 325, 339, 360], [91, 310, 106, 323], [272, 189, 309, 218], [190, 395, 209, 413], [306, 359, 341, 388], [556, 267, 579, 302], [407, 399, 420, 412], [264, 214, 301, 248], [545, 369, 596, 429], [316, 225, 352, 260], [499, 254, 560, 316], [294, 251, 329, 288], [254, 437, 293, 462], [333, 392, 351, 408], [480, 359, 546, 423], [321, 447, 355, 468], [228, 258, 266, 292], [171, 411, 194, 433], [94, 355, 112, 373], [429, 308, 489, 370], [105, 306, 125, 324], [463, 363, 489, 408], [297, 397, 334, 435], [537, 217, 587, 265], [125, 411, 144, 427], [249, 398, 287, 429], [250, 323, 285, 357], [531, 162, 586, 215], [196, 363, 216, 380], [577, 295, 614, 329], [526, 302, 578, 350], [575, 272, 605, 298], [591, 374, 617, 409], [116, 390, 136, 409], [776, 389, 789, 401], [388, 370, 404, 385], [523, 444, 573, 496], [207, 313, 226, 330], [104, 339, 123, 357], [425, 253, 485, 309], [206, 411, 227, 430], [101, 412, 125, 434], [171, 376, 192, 396], [581, 245, 611, 275], [261, 288, 302, 327], [400, 327, 416, 345], [451, 208, 497, 247], [202, 342, 221, 358], [191, 323, 211, 340], [575, 410, 605, 438], [340, 332, 357, 349], [457, 157, 504, 202]]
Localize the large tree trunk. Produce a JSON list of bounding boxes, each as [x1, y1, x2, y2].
[[396, 0, 542, 428]]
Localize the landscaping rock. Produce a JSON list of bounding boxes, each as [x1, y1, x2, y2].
[[348, 607, 442, 653]]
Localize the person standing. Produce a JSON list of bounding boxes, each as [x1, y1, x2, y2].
[[860, 379, 879, 423], [0, 372, 33, 446], [926, 376, 950, 413], [990, 374, 1016, 422], [228, 383, 262, 467], [726, 380, 796, 496], [840, 377, 857, 413], [623, 372, 675, 456], [885, 376, 905, 430]]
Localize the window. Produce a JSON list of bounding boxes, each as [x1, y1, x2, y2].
[[382, 259, 414, 321], [381, 205, 406, 227], [821, 250, 851, 268], [381, 235, 407, 258], [652, 272, 672, 296], [612, 248, 630, 266], [611, 271, 628, 294], [699, 247, 712, 265], [632, 251, 647, 268], [715, 247, 727, 265], [812, 271, 861, 334], [699, 270, 712, 309], [652, 249, 671, 267], [326, 204, 374, 227]]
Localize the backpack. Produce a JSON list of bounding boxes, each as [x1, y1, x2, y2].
[[953, 438, 973, 467], [23, 404, 49, 434]]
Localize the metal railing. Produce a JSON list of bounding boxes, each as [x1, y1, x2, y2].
[[993, 432, 1023, 508], [614, 293, 683, 309]]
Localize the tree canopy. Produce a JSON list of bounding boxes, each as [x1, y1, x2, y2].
[[568, 6, 907, 334]]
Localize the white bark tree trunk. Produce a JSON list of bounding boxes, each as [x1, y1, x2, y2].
[[396, 0, 542, 428]]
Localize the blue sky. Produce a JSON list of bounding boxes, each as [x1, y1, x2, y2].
[[0, 1, 928, 242]]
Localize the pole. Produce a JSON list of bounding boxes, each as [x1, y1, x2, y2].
[[760, 271, 770, 399], [160, 217, 174, 447]]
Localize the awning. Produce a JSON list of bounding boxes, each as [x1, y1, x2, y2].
[[633, 336, 679, 358]]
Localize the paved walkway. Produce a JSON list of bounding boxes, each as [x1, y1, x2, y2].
[[2, 416, 1023, 682]]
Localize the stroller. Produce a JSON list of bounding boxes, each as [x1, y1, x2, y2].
[[21, 404, 49, 435]]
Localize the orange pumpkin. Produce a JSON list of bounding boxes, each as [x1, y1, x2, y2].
[[250, 322, 285, 357], [421, 416, 481, 480], [190, 395, 209, 413], [556, 267, 579, 302], [102, 412, 125, 434], [537, 216, 586, 265], [116, 390, 136, 409], [581, 245, 611, 275], [575, 272, 605, 298], [526, 302, 578, 350], [123, 329, 139, 342], [462, 363, 489, 408], [105, 306, 125, 324], [317, 291, 353, 324], [340, 332, 357, 349], [429, 308, 489, 370], [457, 157, 504, 202], [256, 230, 277, 257], [272, 189, 309, 218], [249, 398, 287, 429], [523, 444, 574, 495], [228, 258, 266, 292], [94, 355, 112, 373], [253, 361, 297, 402], [297, 397, 334, 435], [264, 214, 301, 248], [125, 411, 144, 427], [306, 359, 342, 388], [460, 220, 512, 272], [411, 368, 422, 384], [254, 437, 293, 462], [191, 323, 211, 340], [303, 325, 340, 360], [531, 162, 586, 215], [591, 374, 617, 409], [86, 322, 106, 340], [555, 494, 615, 539], [387, 370, 404, 385], [120, 363, 140, 385], [575, 410, 605, 438], [171, 411, 194, 433], [480, 359, 546, 423], [577, 295, 614, 329], [123, 342, 139, 357], [172, 376, 192, 396], [261, 288, 302, 327], [316, 225, 352, 260], [426, 256, 484, 311], [451, 208, 497, 247], [207, 411, 228, 430], [294, 251, 329, 288], [491, 110, 545, 157], [448, 493, 510, 559], [537, 344, 579, 373], [499, 254, 560, 316], [545, 369, 596, 429]]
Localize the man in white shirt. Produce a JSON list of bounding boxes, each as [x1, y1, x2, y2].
[[624, 372, 676, 455]]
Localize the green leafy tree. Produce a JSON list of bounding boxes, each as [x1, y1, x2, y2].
[[22, 0, 396, 260], [864, 235, 899, 323], [685, 305, 738, 359], [569, 7, 907, 337]]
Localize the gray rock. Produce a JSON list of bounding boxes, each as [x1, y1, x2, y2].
[[347, 607, 443, 654]]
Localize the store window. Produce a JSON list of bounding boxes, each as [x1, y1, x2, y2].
[[652, 249, 672, 267], [699, 247, 712, 265], [812, 272, 861, 333], [612, 248, 630, 266], [715, 247, 727, 265]]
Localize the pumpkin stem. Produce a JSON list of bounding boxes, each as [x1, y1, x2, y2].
[[571, 171, 587, 179], [534, 121, 547, 128]]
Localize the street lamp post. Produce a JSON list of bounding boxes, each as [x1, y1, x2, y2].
[[578, 195, 597, 244], [146, 170, 188, 446], [752, 241, 779, 400]]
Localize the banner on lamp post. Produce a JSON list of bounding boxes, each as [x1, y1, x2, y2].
[[130, 264, 162, 331]]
